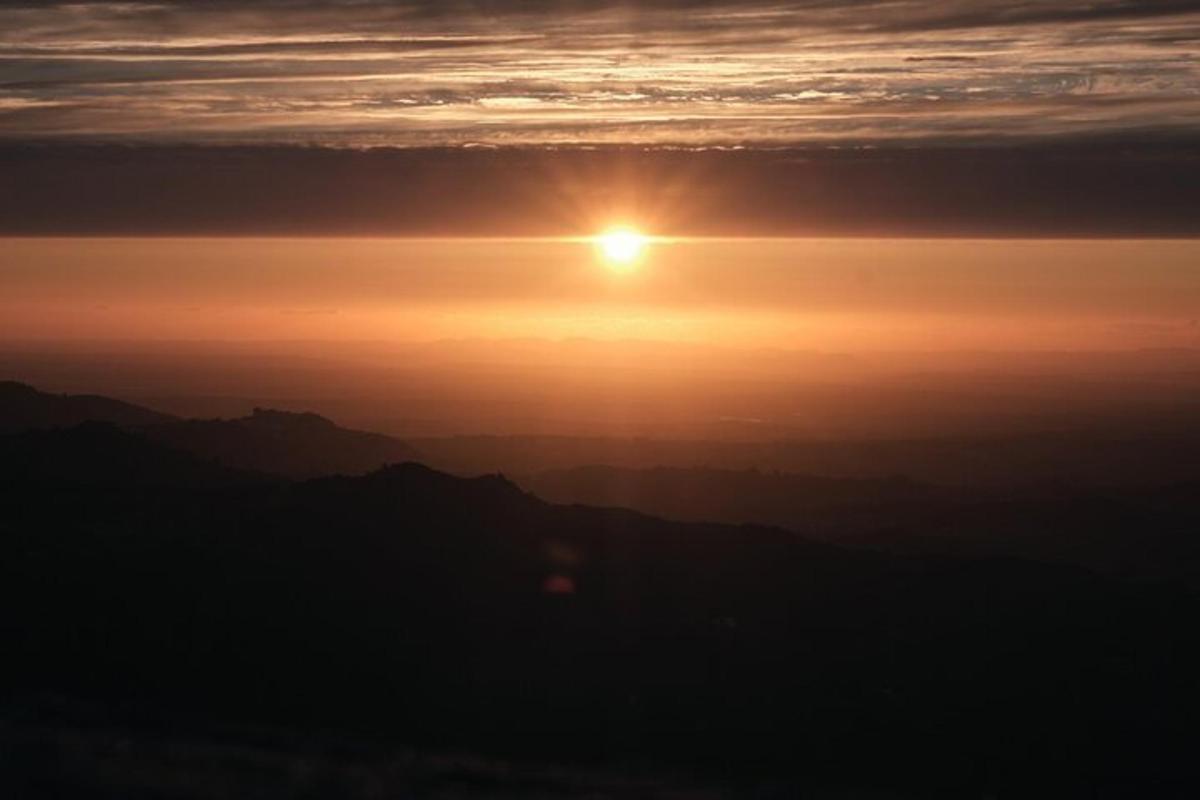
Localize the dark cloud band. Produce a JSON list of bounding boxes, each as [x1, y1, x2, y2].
[[3, 143, 1198, 236]]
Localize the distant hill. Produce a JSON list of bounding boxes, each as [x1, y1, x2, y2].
[[1, 381, 420, 478], [143, 407, 422, 478], [1, 423, 1196, 791], [415, 430, 1200, 487], [525, 464, 956, 530], [0, 380, 176, 433], [525, 465, 1200, 579]]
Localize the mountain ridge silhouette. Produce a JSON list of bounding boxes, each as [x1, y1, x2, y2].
[[1, 380, 420, 478], [1, 411, 1197, 791], [0, 379, 177, 433]]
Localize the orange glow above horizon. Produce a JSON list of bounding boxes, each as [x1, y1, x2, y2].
[[1, 237, 1199, 352]]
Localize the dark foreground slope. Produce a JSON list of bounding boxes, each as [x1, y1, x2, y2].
[[1, 426, 1197, 796], [0, 422, 271, 489]]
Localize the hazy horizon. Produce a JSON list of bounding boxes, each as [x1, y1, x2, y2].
[[4, 236, 1198, 352]]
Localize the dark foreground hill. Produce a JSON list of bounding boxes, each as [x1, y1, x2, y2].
[[0, 422, 269, 488], [1, 426, 1196, 796]]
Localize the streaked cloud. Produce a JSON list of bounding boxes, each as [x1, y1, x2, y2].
[[0, 0, 1198, 145]]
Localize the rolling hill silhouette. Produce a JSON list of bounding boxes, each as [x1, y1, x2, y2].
[[525, 465, 1200, 579], [414, 429, 1200, 487], [0, 379, 175, 433], [1, 422, 1196, 794], [0, 421, 268, 488], [142, 407, 422, 478], [0, 380, 419, 478]]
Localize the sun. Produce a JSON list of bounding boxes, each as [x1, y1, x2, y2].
[[596, 227, 648, 270]]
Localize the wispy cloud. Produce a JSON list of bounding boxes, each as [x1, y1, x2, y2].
[[1, 1, 1198, 145]]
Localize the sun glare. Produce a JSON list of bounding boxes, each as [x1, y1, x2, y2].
[[596, 228, 648, 269]]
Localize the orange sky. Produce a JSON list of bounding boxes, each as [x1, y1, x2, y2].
[[2, 237, 1197, 351]]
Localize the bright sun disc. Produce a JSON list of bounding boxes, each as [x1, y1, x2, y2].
[[597, 228, 648, 268]]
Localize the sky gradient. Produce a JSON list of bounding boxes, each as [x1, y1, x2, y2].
[[1, 5, 1199, 439]]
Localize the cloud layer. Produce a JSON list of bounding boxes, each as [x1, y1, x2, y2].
[[2, 0, 1198, 145]]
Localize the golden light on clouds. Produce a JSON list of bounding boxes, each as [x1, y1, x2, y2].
[[1, 2, 1197, 146]]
